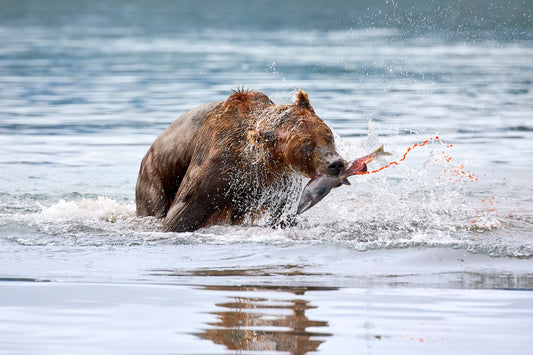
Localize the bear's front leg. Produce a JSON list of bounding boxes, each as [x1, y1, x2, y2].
[[162, 166, 232, 232], [163, 199, 210, 232]]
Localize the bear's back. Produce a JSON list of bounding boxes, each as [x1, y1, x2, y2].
[[140, 101, 222, 200]]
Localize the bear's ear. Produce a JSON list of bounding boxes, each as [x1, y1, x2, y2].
[[248, 130, 275, 147], [293, 88, 314, 112]]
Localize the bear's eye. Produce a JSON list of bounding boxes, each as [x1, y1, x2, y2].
[[303, 141, 315, 154]]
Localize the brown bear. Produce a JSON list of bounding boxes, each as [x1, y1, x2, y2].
[[136, 89, 346, 232]]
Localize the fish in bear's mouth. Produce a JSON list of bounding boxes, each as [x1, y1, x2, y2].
[[297, 145, 391, 214]]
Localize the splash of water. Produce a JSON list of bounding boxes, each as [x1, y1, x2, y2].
[[346, 135, 502, 231]]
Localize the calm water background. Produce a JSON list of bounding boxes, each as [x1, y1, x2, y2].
[[1, 1, 533, 354]]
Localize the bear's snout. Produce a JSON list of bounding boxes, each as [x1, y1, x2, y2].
[[315, 148, 346, 176], [327, 159, 345, 176]]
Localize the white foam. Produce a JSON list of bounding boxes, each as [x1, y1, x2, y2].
[[38, 197, 136, 223]]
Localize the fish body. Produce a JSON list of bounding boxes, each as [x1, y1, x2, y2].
[[297, 145, 391, 214]]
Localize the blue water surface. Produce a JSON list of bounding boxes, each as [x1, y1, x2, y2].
[[1, 1, 533, 354]]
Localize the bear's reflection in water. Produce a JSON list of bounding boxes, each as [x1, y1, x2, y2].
[[195, 285, 334, 354]]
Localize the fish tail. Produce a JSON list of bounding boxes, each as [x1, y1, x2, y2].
[[372, 144, 393, 158], [344, 145, 392, 176]]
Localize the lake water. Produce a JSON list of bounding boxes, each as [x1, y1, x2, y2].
[[1, 1, 533, 354]]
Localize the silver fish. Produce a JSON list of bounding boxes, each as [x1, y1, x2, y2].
[[297, 145, 392, 214]]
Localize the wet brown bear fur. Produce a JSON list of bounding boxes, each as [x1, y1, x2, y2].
[[136, 89, 346, 232]]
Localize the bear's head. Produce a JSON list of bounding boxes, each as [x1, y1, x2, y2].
[[248, 89, 346, 179]]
